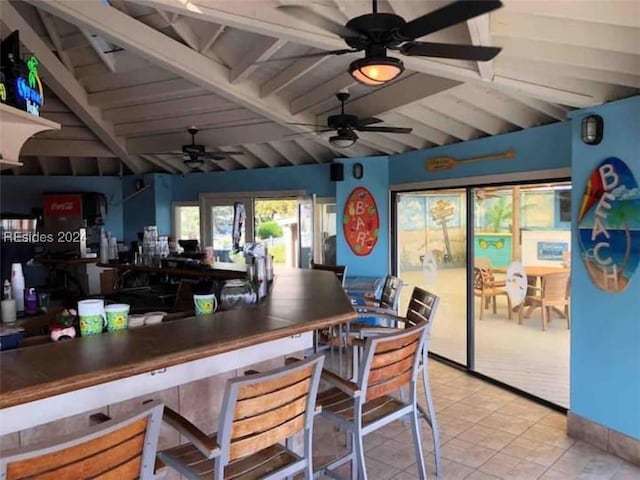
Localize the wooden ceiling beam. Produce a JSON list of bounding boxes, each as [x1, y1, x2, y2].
[[2, 2, 146, 173], [402, 104, 476, 141], [293, 138, 329, 164], [382, 112, 452, 146], [425, 93, 512, 135], [127, 122, 291, 154], [230, 38, 287, 84], [242, 144, 281, 168], [467, 14, 494, 80], [133, 0, 600, 106], [448, 86, 545, 129], [290, 72, 357, 115], [21, 139, 117, 157], [88, 78, 203, 109], [104, 94, 233, 123], [37, 10, 74, 72], [82, 31, 117, 72], [115, 108, 262, 137], [29, 0, 359, 157], [261, 55, 328, 99], [496, 91, 569, 122]]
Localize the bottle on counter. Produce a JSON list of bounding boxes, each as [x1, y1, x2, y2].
[[25, 288, 37, 315], [100, 229, 109, 264], [3, 280, 11, 300], [11, 263, 25, 312]]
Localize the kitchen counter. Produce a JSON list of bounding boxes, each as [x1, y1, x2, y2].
[[0, 268, 355, 434]]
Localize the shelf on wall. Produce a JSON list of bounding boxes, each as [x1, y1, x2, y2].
[[0, 103, 60, 170]]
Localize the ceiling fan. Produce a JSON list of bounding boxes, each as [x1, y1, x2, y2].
[[272, 0, 503, 85], [288, 91, 412, 147], [152, 127, 243, 170]]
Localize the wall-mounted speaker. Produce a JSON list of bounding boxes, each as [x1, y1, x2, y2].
[[330, 163, 344, 182]]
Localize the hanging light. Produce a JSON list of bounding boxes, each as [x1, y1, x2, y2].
[[349, 56, 404, 86], [329, 129, 358, 148]]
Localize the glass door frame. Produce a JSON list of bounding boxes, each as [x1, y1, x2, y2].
[[199, 190, 307, 253], [390, 169, 571, 406]]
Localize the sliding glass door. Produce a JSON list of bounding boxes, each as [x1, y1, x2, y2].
[[393, 180, 571, 407], [395, 189, 468, 365]]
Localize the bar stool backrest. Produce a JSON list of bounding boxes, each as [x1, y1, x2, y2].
[[358, 322, 428, 403], [379, 275, 404, 312], [0, 400, 163, 480], [217, 353, 325, 462], [310, 262, 347, 286], [405, 286, 439, 330]]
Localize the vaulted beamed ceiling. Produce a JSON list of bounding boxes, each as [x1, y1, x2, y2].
[[2, 0, 639, 176]]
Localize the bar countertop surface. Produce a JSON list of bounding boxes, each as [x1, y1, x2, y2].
[[0, 269, 355, 409]]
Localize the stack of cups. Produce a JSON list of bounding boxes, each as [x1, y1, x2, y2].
[[11, 263, 25, 312]]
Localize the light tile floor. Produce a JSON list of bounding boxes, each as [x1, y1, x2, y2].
[[313, 359, 639, 479]]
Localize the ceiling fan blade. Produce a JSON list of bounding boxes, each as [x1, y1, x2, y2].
[[255, 48, 358, 64], [401, 41, 501, 61], [399, 0, 502, 40], [357, 126, 413, 134], [286, 122, 325, 127], [356, 117, 384, 127], [200, 151, 243, 160], [277, 5, 365, 39], [282, 129, 333, 138]]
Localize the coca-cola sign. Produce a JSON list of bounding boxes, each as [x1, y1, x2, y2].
[[44, 195, 82, 216]]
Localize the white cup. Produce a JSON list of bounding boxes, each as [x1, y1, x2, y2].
[[78, 299, 106, 336], [1, 299, 17, 324]]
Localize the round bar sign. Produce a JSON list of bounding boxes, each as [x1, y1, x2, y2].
[[343, 187, 379, 256]]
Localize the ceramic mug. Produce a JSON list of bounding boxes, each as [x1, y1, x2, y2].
[[78, 299, 106, 336], [105, 303, 130, 332], [193, 293, 217, 316]]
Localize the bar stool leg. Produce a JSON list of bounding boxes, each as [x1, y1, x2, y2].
[[410, 408, 427, 479], [420, 349, 441, 477]]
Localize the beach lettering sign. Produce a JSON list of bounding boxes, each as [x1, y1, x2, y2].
[[578, 157, 640, 292], [343, 187, 379, 256]]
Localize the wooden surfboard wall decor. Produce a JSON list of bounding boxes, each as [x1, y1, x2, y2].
[[426, 149, 516, 172]]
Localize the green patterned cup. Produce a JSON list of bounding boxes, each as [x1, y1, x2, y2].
[[105, 304, 129, 332], [79, 314, 106, 336], [193, 294, 217, 316], [78, 299, 106, 336]]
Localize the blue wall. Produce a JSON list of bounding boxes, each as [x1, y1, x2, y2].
[[569, 96, 640, 440], [172, 163, 335, 201], [0, 176, 123, 239], [336, 157, 389, 277], [122, 174, 156, 244], [390, 122, 571, 185]]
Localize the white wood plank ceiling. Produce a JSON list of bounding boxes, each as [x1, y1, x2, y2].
[[2, 0, 639, 176]]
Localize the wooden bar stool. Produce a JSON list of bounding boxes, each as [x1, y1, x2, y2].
[[352, 286, 442, 476], [157, 353, 325, 480], [0, 400, 164, 480], [317, 321, 430, 480]]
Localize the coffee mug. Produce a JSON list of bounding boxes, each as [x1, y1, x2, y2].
[[105, 304, 130, 332], [78, 299, 106, 336], [193, 293, 217, 316]]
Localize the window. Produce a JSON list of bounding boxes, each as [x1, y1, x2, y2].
[[173, 203, 200, 244]]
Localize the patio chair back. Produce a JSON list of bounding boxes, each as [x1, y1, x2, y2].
[[0, 401, 163, 480], [405, 286, 439, 329], [379, 275, 404, 312], [359, 321, 428, 403], [217, 353, 324, 462], [310, 262, 347, 286]]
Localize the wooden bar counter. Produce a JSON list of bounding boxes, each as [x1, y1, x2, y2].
[[0, 269, 355, 440]]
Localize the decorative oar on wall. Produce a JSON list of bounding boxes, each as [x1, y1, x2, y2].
[[426, 149, 516, 172]]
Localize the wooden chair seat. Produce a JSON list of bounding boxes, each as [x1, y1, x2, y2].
[[318, 387, 406, 425], [160, 443, 297, 480]]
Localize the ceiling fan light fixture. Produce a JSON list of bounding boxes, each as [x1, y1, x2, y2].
[[349, 56, 404, 86], [329, 129, 358, 148]]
